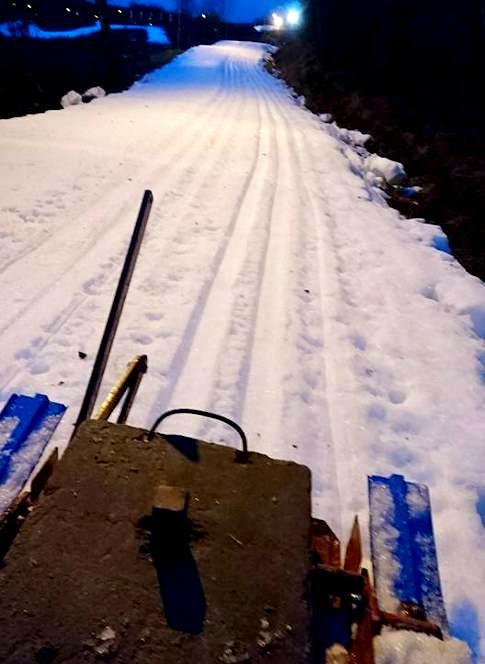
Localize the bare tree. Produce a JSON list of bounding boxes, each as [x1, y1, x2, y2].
[[95, 0, 110, 37]]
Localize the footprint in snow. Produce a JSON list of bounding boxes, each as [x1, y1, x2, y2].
[[421, 284, 439, 302], [130, 333, 153, 346], [388, 389, 406, 405], [351, 333, 367, 351], [387, 445, 416, 468], [367, 403, 387, 421], [145, 311, 163, 321], [83, 275, 105, 295], [30, 359, 50, 375], [15, 346, 34, 360]]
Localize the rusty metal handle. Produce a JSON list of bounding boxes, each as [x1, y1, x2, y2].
[[146, 409, 249, 461]]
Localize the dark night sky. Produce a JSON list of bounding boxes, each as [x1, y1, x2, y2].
[[113, 0, 281, 23]]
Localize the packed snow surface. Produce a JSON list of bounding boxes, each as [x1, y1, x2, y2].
[[0, 41, 484, 659]]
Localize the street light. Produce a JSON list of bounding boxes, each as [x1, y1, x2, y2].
[[272, 12, 284, 29], [286, 8, 301, 27]]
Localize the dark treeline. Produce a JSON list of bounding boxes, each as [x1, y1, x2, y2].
[[276, 1, 485, 280], [302, 0, 485, 92], [0, 0, 232, 48], [0, 0, 257, 119]]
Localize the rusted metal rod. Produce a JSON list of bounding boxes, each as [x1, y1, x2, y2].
[[94, 355, 148, 423]]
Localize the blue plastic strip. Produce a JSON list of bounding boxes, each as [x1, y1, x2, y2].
[[0, 393, 66, 487], [369, 474, 448, 631]]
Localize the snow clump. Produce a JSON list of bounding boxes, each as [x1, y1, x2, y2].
[[364, 154, 406, 186], [82, 86, 106, 102], [374, 629, 472, 664], [60, 90, 82, 108]]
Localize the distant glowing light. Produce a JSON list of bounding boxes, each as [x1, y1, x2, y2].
[[65, 6, 71, 12], [26, 2, 32, 7], [201, 13, 207, 19], [286, 8, 301, 26], [117, 8, 122, 13], [272, 12, 284, 29]]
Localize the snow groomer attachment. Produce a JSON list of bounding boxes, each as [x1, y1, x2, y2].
[[0, 393, 66, 555], [0, 191, 458, 662], [310, 474, 448, 663], [368, 474, 448, 634]]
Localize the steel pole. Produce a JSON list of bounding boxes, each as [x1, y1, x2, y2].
[[176, 0, 182, 49], [74, 190, 153, 431]]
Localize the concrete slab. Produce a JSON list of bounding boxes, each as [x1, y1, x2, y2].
[[0, 420, 312, 663]]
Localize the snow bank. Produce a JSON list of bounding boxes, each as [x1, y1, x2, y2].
[[61, 87, 106, 108], [317, 115, 403, 188], [323, 120, 371, 148], [374, 630, 472, 664], [0, 21, 169, 44], [111, 24, 169, 45], [83, 86, 106, 103], [83, 86, 105, 100], [0, 20, 101, 40]]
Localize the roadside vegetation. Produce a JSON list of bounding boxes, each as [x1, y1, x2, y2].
[[273, 37, 485, 282], [0, 31, 180, 119]]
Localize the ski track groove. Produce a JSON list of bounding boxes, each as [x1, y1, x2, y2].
[[143, 57, 269, 423], [281, 106, 348, 532], [237, 69, 344, 528], [197, 68, 281, 443]]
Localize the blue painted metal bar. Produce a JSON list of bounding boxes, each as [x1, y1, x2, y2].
[[368, 474, 448, 632], [0, 394, 66, 488]]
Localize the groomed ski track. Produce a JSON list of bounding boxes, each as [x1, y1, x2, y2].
[[1, 42, 485, 656]]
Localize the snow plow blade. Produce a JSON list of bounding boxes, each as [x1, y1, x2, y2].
[[0, 393, 66, 515], [368, 474, 448, 632]]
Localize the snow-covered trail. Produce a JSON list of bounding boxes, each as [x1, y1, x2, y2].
[[1, 41, 485, 659]]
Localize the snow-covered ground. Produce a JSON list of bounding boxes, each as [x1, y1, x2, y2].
[[0, 41, 484, 660]]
